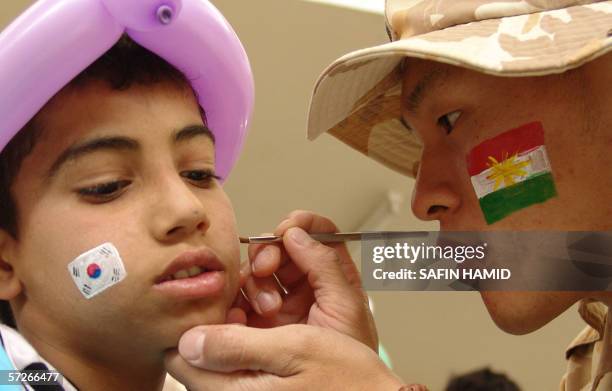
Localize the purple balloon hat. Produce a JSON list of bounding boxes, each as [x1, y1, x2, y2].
[[0, 0, 254, 181]]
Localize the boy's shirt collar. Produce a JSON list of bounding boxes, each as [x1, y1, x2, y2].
[[0, 324, 77, 391]]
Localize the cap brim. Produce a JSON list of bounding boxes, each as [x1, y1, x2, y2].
[[308, 3, 612, 177]]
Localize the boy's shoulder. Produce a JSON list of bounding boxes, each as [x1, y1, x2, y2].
[[0, 324, 77, 390]]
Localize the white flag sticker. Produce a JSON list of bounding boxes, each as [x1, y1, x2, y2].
[[67, 243, 127, 299]]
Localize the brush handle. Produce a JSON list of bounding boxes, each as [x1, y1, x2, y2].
[[240, 231, 427, 244]]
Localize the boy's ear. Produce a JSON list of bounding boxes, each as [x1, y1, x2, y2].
[[0, 230, 23, 301]]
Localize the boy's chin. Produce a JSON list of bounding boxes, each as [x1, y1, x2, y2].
[[479, 291, 579, 335], [161, 307, 228, 347]]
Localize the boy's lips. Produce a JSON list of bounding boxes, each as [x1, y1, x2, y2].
[[153, 247, 226, 299]]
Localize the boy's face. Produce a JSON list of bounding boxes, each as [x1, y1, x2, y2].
[[402, 58, 611, 334], [2, 81, 240, 356]]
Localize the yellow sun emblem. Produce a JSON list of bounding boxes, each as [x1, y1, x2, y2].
[[486, 152, 530, 190]]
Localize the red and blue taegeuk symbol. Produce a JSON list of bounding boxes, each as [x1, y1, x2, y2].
[[87, 263, 102, 279]]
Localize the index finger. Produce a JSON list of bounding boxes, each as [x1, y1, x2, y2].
[[248, 242, 285, 277]]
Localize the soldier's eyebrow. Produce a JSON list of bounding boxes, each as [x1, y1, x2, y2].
[[404, 68, 448, 115]]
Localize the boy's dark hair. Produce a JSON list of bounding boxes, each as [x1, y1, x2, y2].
[[445, 367, 521, 391], [0, 35, 201, 328]]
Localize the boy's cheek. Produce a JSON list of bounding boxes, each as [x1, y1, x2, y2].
[[205, 199, 241, 303], [64, 243, 126, 299], [18, 185, 240, 295]]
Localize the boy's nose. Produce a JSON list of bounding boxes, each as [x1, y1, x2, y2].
[[150, 178, 210, 243], [411, 145, 462, 223]]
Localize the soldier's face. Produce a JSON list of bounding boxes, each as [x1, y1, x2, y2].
[[401, 55, 612, 334]]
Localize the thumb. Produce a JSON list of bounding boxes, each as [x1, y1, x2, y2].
[[283, 227, 353, 292], [176, 324, 304, 375]]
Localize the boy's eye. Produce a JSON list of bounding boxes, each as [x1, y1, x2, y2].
[[438, 110, 462, 134], [77, 180, 131, 202], [180, 169, 221, 188]]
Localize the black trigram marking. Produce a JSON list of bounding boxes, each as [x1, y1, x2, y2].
[[111, 268, 122, 282], [72, 266, 80, 278], [100, 247, 112, 256], [81, 284, 92, 295]]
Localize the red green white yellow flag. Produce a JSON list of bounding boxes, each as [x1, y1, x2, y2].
[[467, 122, 557, 225]]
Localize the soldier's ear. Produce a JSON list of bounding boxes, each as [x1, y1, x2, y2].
[[0, 230, 23, 301]]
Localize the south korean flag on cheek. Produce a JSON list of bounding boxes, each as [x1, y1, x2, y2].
[[67, 243, 127, 299]]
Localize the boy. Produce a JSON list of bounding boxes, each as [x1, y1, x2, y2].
[[0, 34, 242, 390]]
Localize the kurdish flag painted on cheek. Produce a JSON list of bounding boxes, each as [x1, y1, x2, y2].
[[467, 122, 557, 225]]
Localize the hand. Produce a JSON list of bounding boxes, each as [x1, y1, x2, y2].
[[164, 210, 421, 389], [229, 210, 377, 350], [165, 324, 403, 391]]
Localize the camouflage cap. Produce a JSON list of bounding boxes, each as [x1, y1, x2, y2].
[[307, 0, 612, 178]]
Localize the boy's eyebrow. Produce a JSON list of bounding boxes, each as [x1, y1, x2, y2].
[[47, 136, 139, 179], [174, 124, 215, 145], [46, 125, 214, 179], [403, 68, 448, 115]]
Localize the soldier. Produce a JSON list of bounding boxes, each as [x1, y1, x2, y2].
[[168, 1, 611, 390]]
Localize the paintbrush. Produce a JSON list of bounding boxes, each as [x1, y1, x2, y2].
[[239, 231, 428, 244]]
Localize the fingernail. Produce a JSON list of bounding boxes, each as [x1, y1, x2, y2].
[[252, 246, 274, 273], [240, 260, 250, 276], [179, 330, 205, 363], [288, 227, 312, 246], [256, 290, 280, 313]]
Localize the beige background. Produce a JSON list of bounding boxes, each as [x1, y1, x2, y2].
[[1, 1, 586, 390]]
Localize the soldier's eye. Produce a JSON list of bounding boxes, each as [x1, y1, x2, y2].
[[438, 110, 462, 134]]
